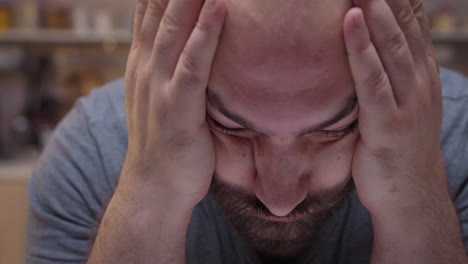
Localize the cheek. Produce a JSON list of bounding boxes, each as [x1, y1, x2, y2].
[[212, 132, 256, 190], [309, 133, 360, 191]]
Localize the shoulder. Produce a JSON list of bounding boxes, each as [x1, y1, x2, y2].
[[440, 68, 468, 99], [439, 67, 468, 156], [26, 79, 128, 263], [80, 78, 126, 126], [439, 68, 468, 197], [75, 78, 128, 185]]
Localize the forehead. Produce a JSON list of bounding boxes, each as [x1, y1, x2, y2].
[[208, 0, 355, 132]]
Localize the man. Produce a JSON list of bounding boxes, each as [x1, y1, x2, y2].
[[25, 0, 468, 263]]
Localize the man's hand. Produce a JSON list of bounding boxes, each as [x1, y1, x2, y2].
[[87, 0, 226, 263], [122, 0, 225, 206], [343, 0, 467, 262]]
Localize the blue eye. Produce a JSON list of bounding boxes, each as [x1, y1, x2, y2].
[[320, 120, 358, 138]]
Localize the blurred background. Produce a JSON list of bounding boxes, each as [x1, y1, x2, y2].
[[0, 0, 467, 263]]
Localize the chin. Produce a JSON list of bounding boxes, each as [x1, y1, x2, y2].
[[251, 237, 311, 258], [210, 175, 355, 259]]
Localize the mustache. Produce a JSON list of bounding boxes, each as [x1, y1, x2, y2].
[[210, 174, 355, 219]]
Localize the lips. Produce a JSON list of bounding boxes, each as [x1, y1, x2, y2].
[[255, 210, 306, 223]]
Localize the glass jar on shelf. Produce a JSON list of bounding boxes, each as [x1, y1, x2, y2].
[[39, 0, 72, 29], [0, 0, 12, 31], [432, 2, 457, 34]]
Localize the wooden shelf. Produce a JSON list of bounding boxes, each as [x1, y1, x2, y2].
[[432, 30, 468, 43], [0, 162, 33, 182], [0, 150, 39, 182], [0, 29, 132, 46], [0, 29, 467, 45]]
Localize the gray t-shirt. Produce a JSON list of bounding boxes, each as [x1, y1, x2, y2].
[[25, 68, 468, 264]]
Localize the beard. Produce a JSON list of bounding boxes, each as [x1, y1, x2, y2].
[[210, 175, 354, 259]]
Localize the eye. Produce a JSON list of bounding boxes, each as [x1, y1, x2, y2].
[[320, 120, 358, 138], [207, 116, 245, 135]]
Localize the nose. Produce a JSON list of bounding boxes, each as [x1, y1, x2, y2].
[[253, 138, 310, 217]]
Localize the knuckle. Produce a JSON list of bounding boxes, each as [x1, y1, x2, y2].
[[179, 53, 203, 84], [161, 13, 181, 36], [364, 70, 388, 95], [136, 0, 149, 12], [181, 52, 200, 73], [414, 9, 427, 23], [384, 31, 407, 57], [410, 0, 425, 18], [194, 21, 210, 38], [154, 14, 180, 53], [147, 0, 168, 18], [154, 37, 172, 58], [395, 6, 415, 27], [354, 36, 372, 55]]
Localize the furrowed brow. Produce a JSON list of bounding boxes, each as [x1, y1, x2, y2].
[[299, 95, 357, 134], [207, 89, 257, 130], [207, 89, 357, 135]]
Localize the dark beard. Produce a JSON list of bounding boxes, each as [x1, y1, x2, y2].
[[210, 175, 354, 259]]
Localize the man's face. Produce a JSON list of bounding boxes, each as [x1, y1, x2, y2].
[[207, 0, 358, 257]]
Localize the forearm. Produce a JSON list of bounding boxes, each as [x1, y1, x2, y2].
[[370, 198, 468, 264], [87, 178, 195, 264]]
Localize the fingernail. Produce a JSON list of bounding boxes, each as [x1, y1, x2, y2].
[[354, 12, 365, 30]]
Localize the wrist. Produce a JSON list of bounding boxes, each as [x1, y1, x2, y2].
[[370, 189, 454, 237], [89, 177, 195, 264], [110, 181, 196, 241], [370, 199, 466, 263], [118, 162, 206, 209], [116, 174, 199, 213]]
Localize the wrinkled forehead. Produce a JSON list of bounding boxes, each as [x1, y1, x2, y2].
[[208, 0, 355, 125], [220, 0, 352, 56]]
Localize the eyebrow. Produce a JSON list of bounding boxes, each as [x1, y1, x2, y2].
[[207, 89, 357, 135]]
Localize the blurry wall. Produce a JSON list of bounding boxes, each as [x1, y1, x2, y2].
[[0, 0, 467, 159]]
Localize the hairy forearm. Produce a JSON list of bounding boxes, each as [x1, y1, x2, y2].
[[86, 178, 195, 264], [370, 198, 468, 264]]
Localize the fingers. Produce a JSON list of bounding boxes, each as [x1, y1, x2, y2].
[[139, 0, 170, 60], [152, 0, 205, 78], [384, 0, 426, 69], [170, 0, 226, 126], [132, 0, 149, 49], [344, 8, 398, 137], [409, 0, 432, 52], [409, 0, 440, 81], [408, 0, 441, 103], [126, 0, 150, 120], [355, 0, 418, 106]]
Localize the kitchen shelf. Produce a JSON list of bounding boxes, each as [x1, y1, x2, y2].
[[0, 161, 34, 182], [0, 29, 467, 46], [432, 30, 468, 43], [0, 29, 132, 46], [0, 150, 39, 182]]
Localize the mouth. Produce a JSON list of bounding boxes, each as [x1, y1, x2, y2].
[[255, 210, 306, 223]]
